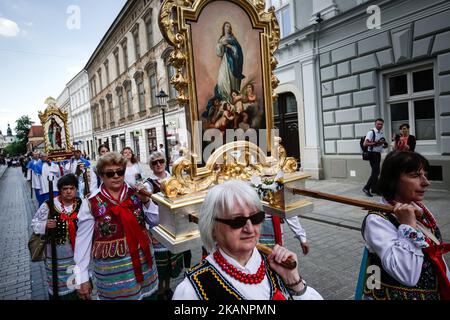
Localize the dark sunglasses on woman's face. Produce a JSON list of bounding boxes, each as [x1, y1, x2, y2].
[[151, 159, 165, 166], [102, 169, 126, 178], [215, 211, 265, 229]]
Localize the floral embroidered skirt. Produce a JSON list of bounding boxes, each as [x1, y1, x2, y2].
[[45, 243, 77, 297], [93, 247, 158, 300], [150, 233, 184, 280]]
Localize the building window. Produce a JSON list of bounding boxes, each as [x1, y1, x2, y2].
[[117, 88, 125, 119], [121, 39, 129, 70], [100, 100, 106, 127], [112, 135, 118, 152], [97, 69, 103, 92], [270, 0, 292, 38], [114, 48, 120, 77], [145, 11, 153, 50], [97, 105, 101, 128], [149, 73, 157, 107], [126, 84, 133, 116], [104, 60, 110, 85], [92, 105, 97, 128], [135, 75, 145, 112], [147, 128, 157, 152], [133, 25, 141, 60], [386, 66, 436, 141], [100, 100, 106, 128], [91, 77, 97, 96], [107, 95, 114, 124]]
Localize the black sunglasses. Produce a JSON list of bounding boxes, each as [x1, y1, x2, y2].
[[102, 169, 126, 178], [215, 211, 265, 229], [151, 159, 166, 166]]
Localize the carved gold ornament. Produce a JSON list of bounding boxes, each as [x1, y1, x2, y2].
[[38, 97, 73, 155], [161, 139, 297, 198]]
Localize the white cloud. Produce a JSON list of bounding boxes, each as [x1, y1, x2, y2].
[[0, 17, 20, 37]]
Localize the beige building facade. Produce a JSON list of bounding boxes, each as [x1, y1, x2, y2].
[[86, 0, 187, 162]]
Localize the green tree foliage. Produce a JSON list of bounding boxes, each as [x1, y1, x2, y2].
[[15, 115, 34, 141], [2, 116, 35, 156], [3, 141, 23, 156]]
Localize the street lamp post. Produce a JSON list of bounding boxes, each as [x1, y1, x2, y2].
[[156, 90, 170, 172]]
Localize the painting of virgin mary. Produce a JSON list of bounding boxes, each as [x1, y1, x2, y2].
[[216, 22, 245, 103]]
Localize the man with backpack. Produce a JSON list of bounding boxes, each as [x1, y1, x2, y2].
[[362, 118, 388, 197]]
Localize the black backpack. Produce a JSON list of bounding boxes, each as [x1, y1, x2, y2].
[[360, 130, 375, 160]]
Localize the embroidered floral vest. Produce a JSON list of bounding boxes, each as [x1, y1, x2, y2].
[[89, 189, 147, 259], [45, 198, 82, 246], [362, 211, 441, 300], [186, 254, 292, 300]]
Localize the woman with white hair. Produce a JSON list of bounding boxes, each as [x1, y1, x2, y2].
[[172, 180, 323, 300]]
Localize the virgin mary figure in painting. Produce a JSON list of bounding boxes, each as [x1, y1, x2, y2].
[[216, 21, 245, 103], [48, 117, 62, 149]]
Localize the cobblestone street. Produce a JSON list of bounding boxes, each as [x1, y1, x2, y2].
[[0, 166, 47, 300], [1, 165, 449, 300]]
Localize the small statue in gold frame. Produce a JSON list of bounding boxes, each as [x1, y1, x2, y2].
[[38, 97, 74, 160]]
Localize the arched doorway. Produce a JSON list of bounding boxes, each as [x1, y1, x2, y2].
[[273, 92, 300, 163]]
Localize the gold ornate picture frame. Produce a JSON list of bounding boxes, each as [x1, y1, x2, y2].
[[159, 0, 280, 164], [38, 97, 73, 156]]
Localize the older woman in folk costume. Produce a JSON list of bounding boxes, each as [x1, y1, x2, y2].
[[357, 151, 449, 300], [143, 151, 186, 300], [31, 174, 83, 299], [74, 152, 159, 300], [173, 180, 322, 300]]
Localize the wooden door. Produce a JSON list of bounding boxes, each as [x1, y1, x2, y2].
[[273, 92, 300, 164]]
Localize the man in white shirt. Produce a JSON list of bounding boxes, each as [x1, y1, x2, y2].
[[38, 152, 61, 202], [64, 150, 83, 175], [362, 118, 388, 197]]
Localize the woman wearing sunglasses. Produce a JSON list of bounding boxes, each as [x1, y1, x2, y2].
[[74, 152, 159, 300], [143, 151, 186, 300], [173, 180, 322, 300]]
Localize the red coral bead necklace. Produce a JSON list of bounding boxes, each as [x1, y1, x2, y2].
[[213, 250, 266, 284]]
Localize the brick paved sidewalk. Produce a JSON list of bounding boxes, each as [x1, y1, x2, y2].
[[0, 167, 48, 300]]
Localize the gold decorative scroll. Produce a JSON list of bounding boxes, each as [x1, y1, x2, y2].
[[161, 140, 297, 198]]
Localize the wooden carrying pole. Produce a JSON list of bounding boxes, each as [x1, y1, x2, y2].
[[188, 214, 297, 270], [290, 187, 441, 245], [290, 188, 394, 213]]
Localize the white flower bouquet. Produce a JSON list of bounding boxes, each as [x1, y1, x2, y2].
[[250, 171, 285, 206]]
